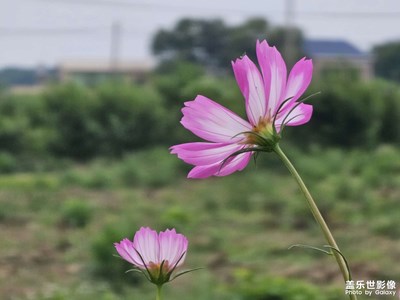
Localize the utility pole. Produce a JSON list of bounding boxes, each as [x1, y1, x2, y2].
[[284, 0, 296, 66], [110, 21, 122, 72]]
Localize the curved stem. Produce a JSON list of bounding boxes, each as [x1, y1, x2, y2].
[[273, 144, 356, 300], [156, 285, 162, 300]]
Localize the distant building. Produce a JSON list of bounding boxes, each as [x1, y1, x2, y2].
[[4, 66, 56, 94], [9, 84, 47, 95], [303, 39, 373, 80], [58, 60, 154, 84]]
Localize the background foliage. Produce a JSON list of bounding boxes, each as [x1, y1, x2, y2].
[[152, 18, 304, 72], [0, 67, 399, 168], [1, 16, 400, 300]]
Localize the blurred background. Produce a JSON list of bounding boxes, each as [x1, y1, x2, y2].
[[1, 0, 400, 299]]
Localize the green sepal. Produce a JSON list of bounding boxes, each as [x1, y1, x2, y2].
[[288, 243, 352, 280]]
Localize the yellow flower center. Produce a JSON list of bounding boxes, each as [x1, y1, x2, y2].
[[245, 117, 275, 145], [148, 261, 171, 277]]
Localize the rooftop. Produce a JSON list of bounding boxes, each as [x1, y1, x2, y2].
[[58, 60, 155, 73], [304, 39, 368, 57]]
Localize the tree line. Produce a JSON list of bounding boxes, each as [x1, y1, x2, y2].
[[0, 17, 399, 171]]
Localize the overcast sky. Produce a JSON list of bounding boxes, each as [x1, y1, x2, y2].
[[2, 0, 400, 68]]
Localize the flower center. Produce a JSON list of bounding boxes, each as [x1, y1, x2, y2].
[[148, 261, 170, 275], [244, 117, 280, 150], [146, 260, 173, 285], [254, 117, 274, 135]]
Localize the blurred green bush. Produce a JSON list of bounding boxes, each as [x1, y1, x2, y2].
[[91, 223, 144, 289], [232, 269, 342, 300], [0, 64, 399, 172], [288, 77, 400, 149], [60, 198, 93, 228]]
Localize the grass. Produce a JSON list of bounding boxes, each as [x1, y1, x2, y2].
[[0, 145, 399, 299]]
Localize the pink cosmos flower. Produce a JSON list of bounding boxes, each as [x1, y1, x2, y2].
[[114, 227, 188, 285], [171, 40, 313, 178]]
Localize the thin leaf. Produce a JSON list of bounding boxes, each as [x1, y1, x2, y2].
[[288, 244, 332, 255], [243, 131, 267, 142], [230, 131, 252, 140], [289, 243, 352, 281], [323, 246, 352, 280], [133, 247, 154, 282], [277, 91, 321, 133], [279, 101, 304, 132], [219, 147, 259, 171], [273, 96, 294, 128], [166, 251, 187, 278], [125, 268, 142, 274], [298, 91, 321, 103], [170, 267, 204, 281], [125, 268, 152, 282], [253, 151, 260, 166], [279, 113, 302, 132], [158, 260, 166, 280]]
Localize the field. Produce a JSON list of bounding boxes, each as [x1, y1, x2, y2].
[[0, 144, 399, 300]]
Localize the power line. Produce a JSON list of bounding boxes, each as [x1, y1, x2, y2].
[[298, 11, 400, 18], [0, 27, 150, 37], [110, 21, 122, 70], [0, 27, 105, 36], [35, 0, 265, 15], [33, 0, 400, 18], [284, 0, 296, 64]]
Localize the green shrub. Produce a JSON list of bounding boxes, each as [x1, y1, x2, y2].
[[93, 81, 168, 156], [160, 205, 191, 231], [0, 93, 50, 157], [60, 198, 93, 228], [0, 201, 17, 222], [0, 152, 17, 173], [91, 224, 142, 288], [116, 147, 182, 187], [362, 145, 400, 187], [152, 61, 205, 107], [288, 78, 400, 148], [372, 212, 400, 238], [232, 271, 341, 300], [181, 76, 245, 117], [43, 83, 99, 160]]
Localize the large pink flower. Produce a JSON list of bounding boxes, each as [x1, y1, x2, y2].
[[171, 40, 313, 178], [114, 227, 188, 285]]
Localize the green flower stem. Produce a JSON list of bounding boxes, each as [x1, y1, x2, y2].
[[156, 285, 162, 300], [273, 144, 356, 300]]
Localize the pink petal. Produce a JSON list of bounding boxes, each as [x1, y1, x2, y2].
[[275, 103, 313, 128], [217, 151, 252, 176], [283, 57, 313, 107], [133, 227, 160, 265], [114, 238, 145, 268], [159, 229, 188, 269], [232, 55, 266, 125], [256, 40, 271, 111], [256, 40, 287, 116], [170, 142, 246, 166], [181, 95, 251, 143], [187, 151, 252, 178]]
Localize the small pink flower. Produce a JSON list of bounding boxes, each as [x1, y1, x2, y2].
[[171, 40, 313, 178], [114, 227, 188, 285]]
